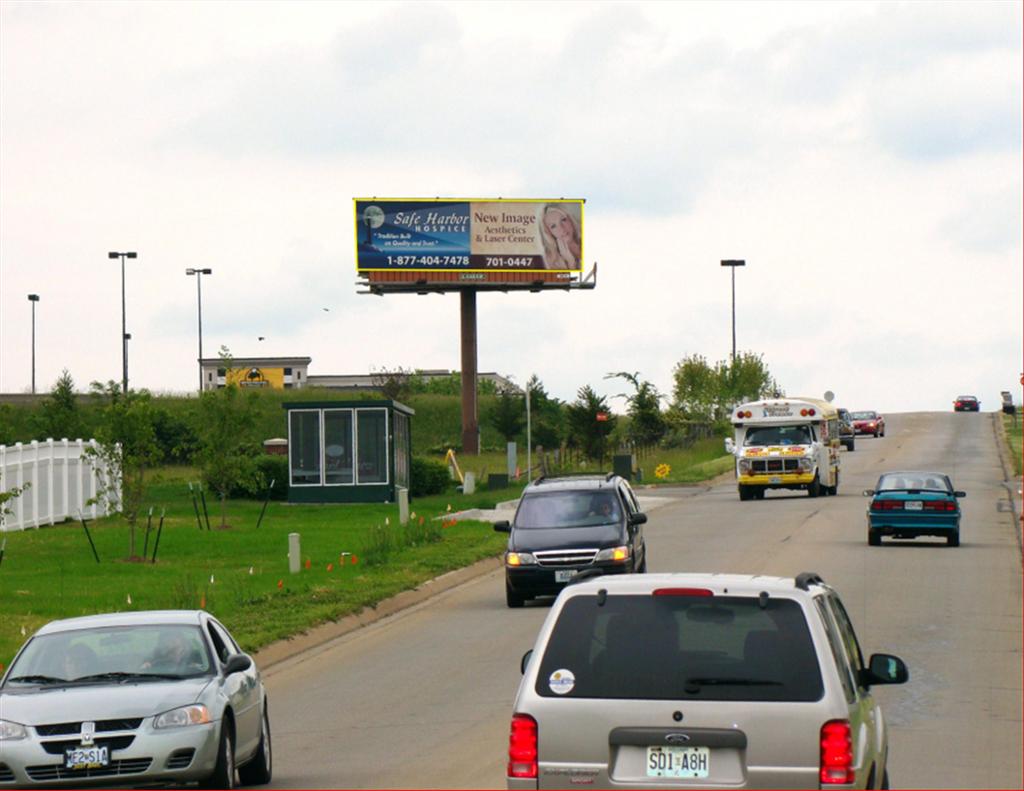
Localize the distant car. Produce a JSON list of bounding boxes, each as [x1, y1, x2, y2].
[[494, 473, 648, 607], [953, 395, 980, 412], [849, 411, 885, 437], [864, 471, 965, 547], [505, 571, 908, 789], [837, 408, 856, 451], [0, 610, 271, 788]]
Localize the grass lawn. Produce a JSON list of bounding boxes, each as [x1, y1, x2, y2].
[[0, 468, 521, 669], [0, 444, 732, 670], [1003, 413, 1022, 477]]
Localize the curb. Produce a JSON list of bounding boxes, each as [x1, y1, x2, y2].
[[253, 556, 504, 674], [992, 412, 1022, 554]]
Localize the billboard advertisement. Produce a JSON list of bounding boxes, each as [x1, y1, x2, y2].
[[354, 199, 584, 273]]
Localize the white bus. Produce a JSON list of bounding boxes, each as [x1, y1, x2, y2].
[[726, 398, 841, 501]]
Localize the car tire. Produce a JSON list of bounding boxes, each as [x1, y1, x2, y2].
[[881, 769, 890, 789], [947, 530, 960, 547], [637, 554, 648, 573], [868, 529, 881, 546], [237, 704, 272, 786], [506, 582, 526, 608], [209, 719, 236, 789], [808, 475, 821, 498], [848, 439, 855, 451], [738, 485, 753, 501]]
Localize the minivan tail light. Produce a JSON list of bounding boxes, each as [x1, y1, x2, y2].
[[820, 719, 854, 784], [653, 588, 713, 597], [508, 713, 537, 778]]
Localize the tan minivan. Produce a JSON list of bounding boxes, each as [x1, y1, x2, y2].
[[505, 572, 907, 789]]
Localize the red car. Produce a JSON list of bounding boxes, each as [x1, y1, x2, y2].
[[850, 410, 885, 437], [953, 395, 980, 412]]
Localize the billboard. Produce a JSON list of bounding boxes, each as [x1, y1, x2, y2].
[[355, 199, 584, 273]]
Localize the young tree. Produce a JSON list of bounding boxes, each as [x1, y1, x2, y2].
[[36, 369, 84, 440], [606, 371, 666, 447], [85, 381, 162, 560], [194, 381, 261, 529], [565, 385, 617, 465], [488, 387, 525, 442], [716, 351, 779, 415], [370, 366, 413, 401]]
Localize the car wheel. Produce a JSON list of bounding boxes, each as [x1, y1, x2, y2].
[[636, 554, 648, 573], [209, 719, 236, 789], [738, 485, 753, 501], [947, 530, 960, 547], [237, 704, 272, 786], [881, 769, 890, 789], [807, 475, 821, 498], [868, 529, 881, 546], [506, 582, 526, 608], [848, 439, 855, 451]]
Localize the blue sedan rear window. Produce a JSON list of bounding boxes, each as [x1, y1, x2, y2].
[[877, 474, 950, 492]]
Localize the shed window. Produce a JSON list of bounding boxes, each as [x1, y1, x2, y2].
[[324, 410, 354, 485], [357, 410, 388, 484], [289, 411, 321, 486]]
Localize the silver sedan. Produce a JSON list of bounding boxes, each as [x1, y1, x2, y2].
[[0, 610, 271, 788]]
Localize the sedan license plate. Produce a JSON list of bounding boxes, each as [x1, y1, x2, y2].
[[646, 745, 710, 778], [66, 746, 109, 770], [555, 569, 577, 583], [905, 501, 923, 510]]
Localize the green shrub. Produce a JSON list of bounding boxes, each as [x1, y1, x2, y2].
[[411, 456, 450, 497], [229, 455, 288, 500]]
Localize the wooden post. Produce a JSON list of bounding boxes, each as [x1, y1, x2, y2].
[[460, 289, 479, 454]]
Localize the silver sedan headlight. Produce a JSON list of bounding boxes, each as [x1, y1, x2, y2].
[[0, 719, 28, 740], [153, 704, 211, 729]]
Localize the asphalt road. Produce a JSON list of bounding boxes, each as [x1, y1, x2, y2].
[[261, 411, 1022, 790]]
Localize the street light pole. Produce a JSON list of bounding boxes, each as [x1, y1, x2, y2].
[[720, 259, 746, 362], [27, 294, 40, 394], [185, 268, 212, 393], [108, 251, 137, 393]]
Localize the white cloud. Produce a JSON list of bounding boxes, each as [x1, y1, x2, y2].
[[0, 0, 1020, 413]]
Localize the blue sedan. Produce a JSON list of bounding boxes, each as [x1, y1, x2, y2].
[[864, 471, 965, 547]]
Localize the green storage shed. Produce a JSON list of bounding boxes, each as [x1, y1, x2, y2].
[[283, 400, 413, 503]]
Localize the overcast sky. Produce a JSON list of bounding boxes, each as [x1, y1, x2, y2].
[[1, 0, 1021, 413]]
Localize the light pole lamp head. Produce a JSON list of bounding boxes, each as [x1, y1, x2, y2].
[[28, 294, 40, 302], [720, 259, 746, 267], [109, 251, 137, 259], [186, 268, 213, 276], [199, 268, 212, 275]]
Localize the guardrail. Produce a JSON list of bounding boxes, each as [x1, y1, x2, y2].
[[0, 439, 114, 532]]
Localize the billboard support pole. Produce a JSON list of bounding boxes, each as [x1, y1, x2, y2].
[[460, 288, 479, 454]]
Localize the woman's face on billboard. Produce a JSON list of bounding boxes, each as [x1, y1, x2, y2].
[[545, 208, 574, 240]]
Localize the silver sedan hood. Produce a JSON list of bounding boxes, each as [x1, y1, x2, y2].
[[0, 678, 213, 725]]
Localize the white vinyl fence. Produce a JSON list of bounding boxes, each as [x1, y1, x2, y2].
[[0, 439, 116, 532]]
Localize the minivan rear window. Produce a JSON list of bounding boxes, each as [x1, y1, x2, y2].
[[535, 594, 823, 702]]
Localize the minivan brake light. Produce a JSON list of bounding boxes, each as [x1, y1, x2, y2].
[[653, 588, 713, 597]]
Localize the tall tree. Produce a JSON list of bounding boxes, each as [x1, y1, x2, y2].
[[36, 369, 84, 440], [488, 387, 525, 442], [85, 381, 162, 559], [525, 375, 564, 450], [606, 371, 666, 446], [671, 354, 719, 420], [565, 385, 617, 464]]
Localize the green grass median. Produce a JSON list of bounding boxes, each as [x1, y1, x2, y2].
[[1003, 413, 1022, 477], [0, 469, 517, 668]]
